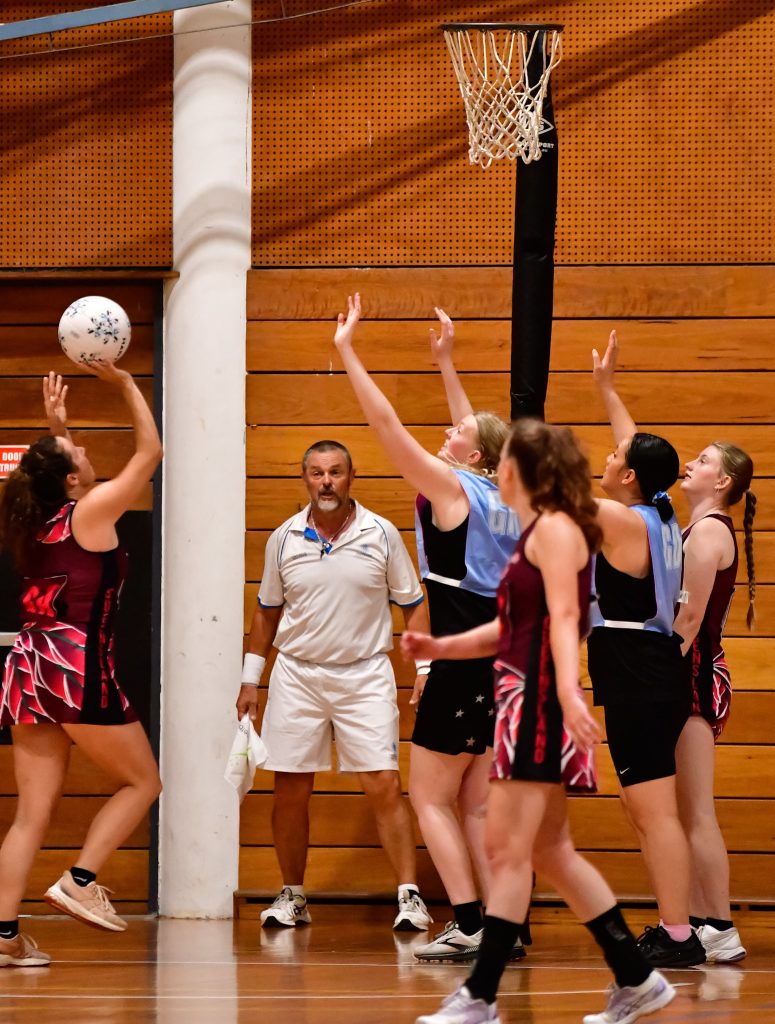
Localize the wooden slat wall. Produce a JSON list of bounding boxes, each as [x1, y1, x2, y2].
[[242, 265, 775, 904], [0, 279, 157, 912]]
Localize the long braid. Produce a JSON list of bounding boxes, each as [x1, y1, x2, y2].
[[743, 489, 757, 630]]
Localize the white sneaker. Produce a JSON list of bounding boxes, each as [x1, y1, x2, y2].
[[394, 891, 433, 931], [414, 921, 483, 963], [698, 924, 746, 962], [259, 887, 311, 928], [416, 985, 500, 1023], [583, 970, 675, 1024]]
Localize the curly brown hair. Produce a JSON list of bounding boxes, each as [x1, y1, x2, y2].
[[505, 419, 602, 552], [0, 436, 73, 570]]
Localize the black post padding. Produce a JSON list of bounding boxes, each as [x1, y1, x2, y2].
[[510, 33, 559, 421]]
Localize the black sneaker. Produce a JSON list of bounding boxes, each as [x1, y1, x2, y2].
[[637, 924, 706, 967]]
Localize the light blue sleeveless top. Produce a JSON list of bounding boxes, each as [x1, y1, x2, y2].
[[590, 503, 682, 634], [415, 469, 521, 599]]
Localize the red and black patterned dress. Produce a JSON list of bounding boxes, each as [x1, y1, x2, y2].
[[683, 513, 737, 740], [491, 518, 596, 792], [0, 501, 137, 726]]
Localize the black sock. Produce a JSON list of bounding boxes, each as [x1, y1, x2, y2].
[[706, 917, 733, 932], [0, 919, 19, 940], [466, 914, 522, 1005], [585, 905, 651, 989], [453, 900, 483, 936], [70, 866, 97, 887], [689, 915, 706, 930]]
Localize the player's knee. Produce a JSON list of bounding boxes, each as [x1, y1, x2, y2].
[[364, 769, 402, 805]]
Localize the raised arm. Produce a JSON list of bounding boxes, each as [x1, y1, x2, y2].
[[592, 330, 637, 445], [430, 307, 474, 425], [72, 361, 162, 544], [43, 372, 71, 442], [333, 294, 466, 515]]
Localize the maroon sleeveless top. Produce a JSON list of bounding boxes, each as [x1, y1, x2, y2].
[[682, 513, 737, 660], [496, 518, 594, 673]]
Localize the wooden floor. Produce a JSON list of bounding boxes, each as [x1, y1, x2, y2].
[[1, 906, 774, 1022]]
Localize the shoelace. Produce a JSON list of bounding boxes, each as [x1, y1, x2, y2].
[[91, 884, 117, 912], [636, 924, 661, 946]]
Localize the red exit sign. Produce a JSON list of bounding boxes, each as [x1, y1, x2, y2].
[[0, 445, 29, 480]]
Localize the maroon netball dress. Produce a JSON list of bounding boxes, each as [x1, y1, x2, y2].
[[683, 513, 737, 740], [491, 518, 596, 791], [0, 501, 137, 726]]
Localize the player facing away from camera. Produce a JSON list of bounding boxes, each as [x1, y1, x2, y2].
[[404, 419, 675, 1024]]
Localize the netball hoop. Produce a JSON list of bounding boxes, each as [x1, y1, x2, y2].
[[442, 22, 564, 421], [441, 23, 563, 167]]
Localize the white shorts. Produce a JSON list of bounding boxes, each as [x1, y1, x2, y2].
[[261, 651, 399, 773]]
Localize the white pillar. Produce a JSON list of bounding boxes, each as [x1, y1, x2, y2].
[[159, 0, 251, 917]]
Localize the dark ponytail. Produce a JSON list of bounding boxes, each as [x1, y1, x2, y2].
[[0, 436, 73, 570], [625, 433, 680, 523]]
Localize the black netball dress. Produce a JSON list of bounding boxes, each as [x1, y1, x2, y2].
[[412, 469, 520, 755]]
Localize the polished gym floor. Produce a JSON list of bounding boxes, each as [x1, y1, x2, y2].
[[0, 905, 772, 1022]]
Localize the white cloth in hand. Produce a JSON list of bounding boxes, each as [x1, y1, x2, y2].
[[224, 716, 268, 801]]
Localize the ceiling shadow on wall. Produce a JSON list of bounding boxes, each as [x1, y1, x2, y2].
[[253, 0, 774, 246], [0, 46, 171, 175]]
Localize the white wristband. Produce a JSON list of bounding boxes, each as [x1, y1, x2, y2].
[[415, 659, 432, 676], [241, 652, 266, 686]]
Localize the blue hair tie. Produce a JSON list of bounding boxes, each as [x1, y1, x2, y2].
[[652, 490, 671, 505]]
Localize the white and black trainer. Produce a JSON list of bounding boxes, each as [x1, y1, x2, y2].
[[394, 891, 433, 931], [259, 887, 312, 928], [414, 922, 484, 963]]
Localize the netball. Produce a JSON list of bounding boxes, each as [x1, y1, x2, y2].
[[58, 295, 131, 367]]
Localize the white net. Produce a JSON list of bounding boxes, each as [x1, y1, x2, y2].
[[443, 25, 563, 168]]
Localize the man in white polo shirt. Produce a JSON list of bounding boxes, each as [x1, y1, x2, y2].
[[236, 440, 432, 933]]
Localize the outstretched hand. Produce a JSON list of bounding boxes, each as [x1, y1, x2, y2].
[[429, 307, 455, 361], [83, 358, 133, 388], [401, 630, 441, 662], [592, 330, 619, 389], [43, 372, 69, 434], [333, 293, 362, 350]]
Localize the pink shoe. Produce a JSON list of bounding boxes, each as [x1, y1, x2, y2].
[[44, 870, 127, 932], [0, 932, 51, 967]]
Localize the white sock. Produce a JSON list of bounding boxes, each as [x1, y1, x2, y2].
[[285, 884, 305, 898], [398, 884, 419, 899]]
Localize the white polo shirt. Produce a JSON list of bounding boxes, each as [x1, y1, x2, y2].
[[259, 501, 424, 665]]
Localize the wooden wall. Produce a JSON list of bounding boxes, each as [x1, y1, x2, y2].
[[241, 266, 775, 904], [0, 278, 158, 913], [252, 1, 774, 265], [0, 4, 172, 268]]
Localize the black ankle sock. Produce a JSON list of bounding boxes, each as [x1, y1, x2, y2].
[[689, 915, 706, 930], [70, 866, 97, 887], [0, 919, 19, 940], [466, 914, 522, 1005], [452, 900, 483, 936], [706, 917, 733, 932], [584, 905, 651, 989]]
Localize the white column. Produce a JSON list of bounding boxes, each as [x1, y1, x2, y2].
[[159, 0, 251, 917]]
